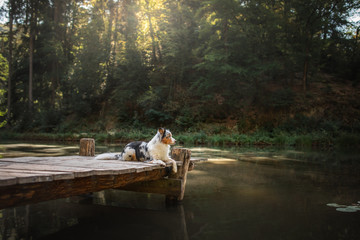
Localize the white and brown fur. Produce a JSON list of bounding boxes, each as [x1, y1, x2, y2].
[[95, 128, 177, 173]]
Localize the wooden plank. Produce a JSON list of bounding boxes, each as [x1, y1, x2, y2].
[[119, 178, 182, 196], [34, 158, 160, 168], [0, 170, 54, 185], [0, 157, 166, 188], [32, 160, 159, 175], [0, 167, 168, 209], [0, 175, 17, 187], [0, 160, 132, 178], [0, 169, 74, 183], [33, 158, 153, 167], [0, 156, 46, 163], [0, 156, 92, 164], [0, 156, 205, 168], [0, 162, 95, 178]]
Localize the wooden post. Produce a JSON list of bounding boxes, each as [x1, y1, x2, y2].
[[166, 148, 191, 202], [116, 148, 197, 203], [79, 138, 95, 156]]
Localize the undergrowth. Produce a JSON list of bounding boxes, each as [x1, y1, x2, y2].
[[1, 128, 359, 149]]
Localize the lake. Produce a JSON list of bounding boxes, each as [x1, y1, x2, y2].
[[0, 141, 359, 239]]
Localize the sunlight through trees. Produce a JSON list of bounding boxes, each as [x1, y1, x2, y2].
[[0, 0, 359, 133]]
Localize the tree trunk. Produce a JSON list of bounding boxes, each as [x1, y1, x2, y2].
[[145, 0, 157, 64], [302, 36, 311, 92], [29, 30, 34, 111], [7, 1, 14, 122], [302, 58, 308, 92], [106, 0, 115, 78], [223, 20, 229, 55], [148, 15, 157, 63], [113, 3, 119, 64], [28, 3, 36, 111], [51, 0, 62, 107], [112, 2, 119, 65]]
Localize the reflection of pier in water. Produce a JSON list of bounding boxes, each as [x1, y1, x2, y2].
[[0, 193, 197, 239]]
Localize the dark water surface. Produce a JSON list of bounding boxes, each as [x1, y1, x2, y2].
[[0, 142, 359, 239]]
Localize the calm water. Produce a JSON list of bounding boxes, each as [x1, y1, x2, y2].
[[0, 141, 360, 240]]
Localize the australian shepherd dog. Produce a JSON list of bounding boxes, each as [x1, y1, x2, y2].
[[95, 128, 177, 173]]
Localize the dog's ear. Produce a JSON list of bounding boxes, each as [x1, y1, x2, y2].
[[158, 128, 165, 135]]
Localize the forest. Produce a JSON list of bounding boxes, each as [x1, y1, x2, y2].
[[0, 0, 360, 146]]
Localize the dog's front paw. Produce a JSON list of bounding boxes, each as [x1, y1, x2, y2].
[[171, 161, 177, 173], [148, 159, 166, 167]]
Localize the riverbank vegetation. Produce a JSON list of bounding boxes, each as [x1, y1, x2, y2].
[[1, 123, 359, 149], [0, 0, 359, 148]]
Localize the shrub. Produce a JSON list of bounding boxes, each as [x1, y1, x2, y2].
[[193, 131, 207, 144], [336, 133, 360, 148], [262, 88, 295, 109], [295, 135, 313, 147], [274, 134, 287, 146]]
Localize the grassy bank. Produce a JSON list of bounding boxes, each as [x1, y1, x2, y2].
[[1, 129, 359, 149], [177, 131, 360, 148]]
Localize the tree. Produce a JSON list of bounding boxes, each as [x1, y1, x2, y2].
[[288, 0, 360, 91], [0, 53, 9, 128], [28, 0, 37, 111], [0, 0, 359, 131], [6, 0, 14, 122]]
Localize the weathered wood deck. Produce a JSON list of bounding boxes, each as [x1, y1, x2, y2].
[[0, 141, 206, 209], [0, 156, 167, 187]]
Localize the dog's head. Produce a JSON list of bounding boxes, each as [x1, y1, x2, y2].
[[158, 128, 176, 145]]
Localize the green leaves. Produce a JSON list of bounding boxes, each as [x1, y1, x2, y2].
[[0, 53, 8, 128], [1, 0, 359, 132]]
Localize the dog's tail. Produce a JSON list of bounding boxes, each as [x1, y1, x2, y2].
[[95, 153, 123, 160]]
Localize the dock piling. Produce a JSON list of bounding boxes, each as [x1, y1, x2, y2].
[[118, 148, 193, 203], [79, 138, 95, 156], [167, 148, 192, 201]]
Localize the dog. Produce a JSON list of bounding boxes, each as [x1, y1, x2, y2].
[[95, 128, 177, 173]]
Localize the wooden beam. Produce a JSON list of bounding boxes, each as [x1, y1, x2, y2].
[[0, 168, 168, 209], [116, 148, 192, 202], [167, 148, 192, 201], [170, 148, 192, 179], [119, 178, 182, 196]]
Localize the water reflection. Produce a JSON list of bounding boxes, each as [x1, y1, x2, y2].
[[0, 197, 191, 240], [0, 142, 80, 158], [0, 142, 359, 239], [185, 148, 360, 240], [0, 141, 130, 158]]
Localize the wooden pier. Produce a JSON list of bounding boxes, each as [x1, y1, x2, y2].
[[0, 139, 206, 209]]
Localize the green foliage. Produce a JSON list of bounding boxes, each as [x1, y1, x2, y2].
[[280, 114, 321, 133], [262, 89, 295, 109], [294, 135, 314, 147], [0, 0, 359, 140], [0, 53, 8, 128], [175, 109, 196, 130], [32, 109, 64, 132], [336, 133, 360, 148], [0, 53, 8, 83]]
